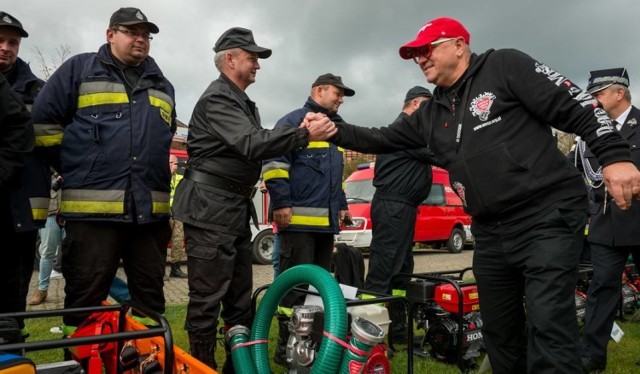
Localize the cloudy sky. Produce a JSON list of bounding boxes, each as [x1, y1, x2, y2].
[[8, 0, 640, 128]]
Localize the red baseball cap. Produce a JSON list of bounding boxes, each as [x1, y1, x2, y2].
[[399, 17, 470, 60]]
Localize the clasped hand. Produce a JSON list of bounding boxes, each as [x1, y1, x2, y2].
[[299, 112, 337, 141]]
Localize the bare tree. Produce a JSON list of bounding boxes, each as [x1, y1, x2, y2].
[[33, 44, 71, 80]]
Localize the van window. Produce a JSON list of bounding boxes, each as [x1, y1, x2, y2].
[[422, 184, 445, 206], [345, 179, 375, 202]]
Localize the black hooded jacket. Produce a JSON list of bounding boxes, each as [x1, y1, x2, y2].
[[333, 49, 630, 234]]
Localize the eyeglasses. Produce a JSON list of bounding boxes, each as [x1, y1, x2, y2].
[[112, 27, 153, 41], [411, 37, 458, 64]]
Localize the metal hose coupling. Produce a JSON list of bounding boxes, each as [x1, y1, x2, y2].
[[339, 317, 385, 374], [225, 325, 253, 374]]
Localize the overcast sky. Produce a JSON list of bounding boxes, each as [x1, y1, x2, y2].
[[8, 0, 640, 129]]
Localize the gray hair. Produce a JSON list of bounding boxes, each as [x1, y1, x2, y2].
[[214, 48, 242, 72], [614, 84, 632, 102]]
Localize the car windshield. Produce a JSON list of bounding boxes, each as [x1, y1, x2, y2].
[[345, 179, 375, 202]]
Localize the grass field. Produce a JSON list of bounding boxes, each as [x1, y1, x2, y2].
[[20, 304, 640, 373]]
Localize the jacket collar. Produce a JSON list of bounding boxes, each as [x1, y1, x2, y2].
[[304, 97, 344, 122], [96, 43, 164, 79], [9, 58, 43, 94]]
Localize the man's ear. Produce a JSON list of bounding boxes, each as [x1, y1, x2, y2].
[[225, 51, 235, 68]]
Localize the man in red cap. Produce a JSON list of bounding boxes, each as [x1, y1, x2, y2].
[[310, 16, 640, 374]]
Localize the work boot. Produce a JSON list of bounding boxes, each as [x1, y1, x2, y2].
[[28, 290, 48, 306], [170, 263, 188, 278], [273, 313, 290, 367], [188, 333, 217, 370], [388, 302, 409, 345]]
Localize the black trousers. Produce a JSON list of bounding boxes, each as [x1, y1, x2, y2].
[[183, 223, 253, 335], [62, 221, 170, 326], [472, 208, 585, 374], [0, 207, 37, 330], [364, 197, 417, 295], [278, 232, 334, 309], [581, 242, 639, 366]]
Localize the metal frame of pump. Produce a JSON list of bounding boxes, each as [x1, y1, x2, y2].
[[0, 303, 179, 374], [250, 280, 414, 374], [390, 267, 479, 372]]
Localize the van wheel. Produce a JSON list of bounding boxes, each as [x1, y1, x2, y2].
[[252, 229, 274, 265], [446, 228, 465, 253]]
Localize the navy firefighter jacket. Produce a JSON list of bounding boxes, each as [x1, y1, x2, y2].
[[262, 97, 348, 234], [31, 44, 177, 224], [4, 57, 50, 232]]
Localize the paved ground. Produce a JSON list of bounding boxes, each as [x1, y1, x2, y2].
[[26, 248, 474, 311]]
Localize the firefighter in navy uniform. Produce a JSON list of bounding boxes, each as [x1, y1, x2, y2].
[[31, 7, 176, 332], [0, 11, 50, 338], [576, 68, 640, 373], [261, 73, 353, 366]]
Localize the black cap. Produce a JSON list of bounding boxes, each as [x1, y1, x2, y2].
[[587, 68, 629, 94], [312, 73, 355, 97], [109, 7, 159, 34], [214, 27, 272, 59], [404, 86, 432, 102], [0, 12, 28, 37]]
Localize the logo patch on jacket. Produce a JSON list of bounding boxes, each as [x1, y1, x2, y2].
[[469, 92, 496, 122]]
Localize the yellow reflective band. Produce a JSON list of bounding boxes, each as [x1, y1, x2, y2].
[[149, 95, 173, 114], [392, 289, 407, 297], [263, 168, 289, 181], [77, 92, 129, 108], [289, 215, 330, 227], [307, 141, 330, 149], [148, 89, 174, 107], [337, 146, 344, 153], [153, 202, 170, 214], [30, 197, 50, 220], [35, 133, 63, 147], [33, 124, 64, 146], [60, 201, 124, 214], [32, 208, 48, 220]]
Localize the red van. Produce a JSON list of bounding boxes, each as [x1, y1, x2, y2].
[[336, 164, 473, 253]]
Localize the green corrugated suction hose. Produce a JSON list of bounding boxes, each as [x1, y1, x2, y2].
[[228, 264, 348, 373], [226, 325, 254, 374]]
